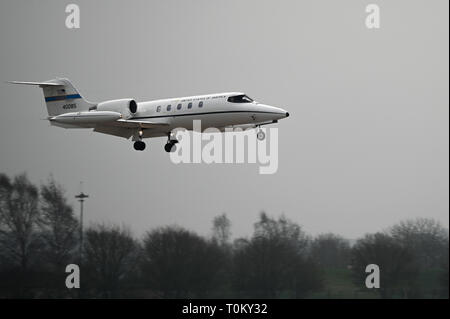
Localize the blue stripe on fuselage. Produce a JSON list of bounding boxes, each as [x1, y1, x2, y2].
[[45, 94, 81, 102]]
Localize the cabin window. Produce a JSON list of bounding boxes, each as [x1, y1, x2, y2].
[[156, 106, 161, 112], [167, 105, 171, 111], [177, 103, 182, 110], [188, 102, 193, 109], [198, 101, 204, 108], [227, 94, 253, 103]]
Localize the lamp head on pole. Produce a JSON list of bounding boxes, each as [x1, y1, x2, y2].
[[75, 192, 89, 202]]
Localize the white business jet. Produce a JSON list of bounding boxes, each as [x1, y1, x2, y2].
[[8, 78, 289, 151]]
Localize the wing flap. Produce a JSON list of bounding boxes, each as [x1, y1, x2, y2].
[[94, 126, 133, 138], [114, 119, 169, 129]]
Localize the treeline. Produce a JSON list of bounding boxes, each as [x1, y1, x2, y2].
[[0, 173, 448, 298]]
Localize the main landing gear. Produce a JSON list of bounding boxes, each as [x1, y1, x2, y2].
[[133, 129, 146, 151], [164, 133, 179, 153], [133, 140, 146, 151]]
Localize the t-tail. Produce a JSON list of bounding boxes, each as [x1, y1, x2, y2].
[[7, 78, 96, 116]]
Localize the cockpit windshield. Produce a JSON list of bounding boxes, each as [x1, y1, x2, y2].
[[227, 94, 254, 103]]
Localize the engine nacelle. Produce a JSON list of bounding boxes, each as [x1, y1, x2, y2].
[[96, 98, 138, 117]]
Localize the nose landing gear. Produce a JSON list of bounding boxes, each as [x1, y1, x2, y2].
[[164, 142, 177, 153], [257, 128, 265, 141]]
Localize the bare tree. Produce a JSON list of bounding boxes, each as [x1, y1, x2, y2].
[[310, 233, 351, 269], [439, 241, 449, 298], [233, 212, 321, 298], [390, 218, 449, 269], [83, 224, 139, 298], [0, 173, 41, 271], [141, 226, 226, 298], [212, 213, 231, 246], [351, 232, 418, 298], [39, 177, 79, 269]]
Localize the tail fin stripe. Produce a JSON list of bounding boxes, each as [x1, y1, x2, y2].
[[45, 94, 82, 102]]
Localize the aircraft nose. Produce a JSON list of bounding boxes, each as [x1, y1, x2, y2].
[[275, 106, 289, 118], [262, 105, 289, 120], [278, 108, 289, 118]]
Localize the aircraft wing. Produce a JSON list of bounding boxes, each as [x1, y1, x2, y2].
[[114, 119, 169, 129], [94, 119, 169, 138]]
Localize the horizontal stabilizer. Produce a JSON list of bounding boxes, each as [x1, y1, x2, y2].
[[6, 81, 63, 87]]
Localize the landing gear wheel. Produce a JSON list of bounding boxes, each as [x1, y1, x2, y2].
[[134, 141, 146, 151], [164, 142, 177, 153], [257, 130, 265, 141]]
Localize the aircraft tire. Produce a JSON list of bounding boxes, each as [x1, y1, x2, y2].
[[134, 141, 146, 151], [257, 130, 265, 141]]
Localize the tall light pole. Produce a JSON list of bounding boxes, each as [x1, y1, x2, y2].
[[75, 191, 89, 263]]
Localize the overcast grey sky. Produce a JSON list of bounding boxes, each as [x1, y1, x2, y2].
[[0, 0, 448, 239]]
